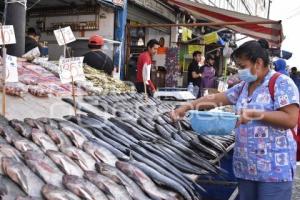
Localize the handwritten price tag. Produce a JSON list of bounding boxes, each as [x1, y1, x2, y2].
[[4, 55, 18, 82], [58, 57, 85, 84], [0, 25, 16, 45], [54, 26, 76, 46]]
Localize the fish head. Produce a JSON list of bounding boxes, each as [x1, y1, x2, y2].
[[42, 184, 57, 194]]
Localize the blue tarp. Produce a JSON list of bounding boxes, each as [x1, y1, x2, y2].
[[113, 0, 127, 80]]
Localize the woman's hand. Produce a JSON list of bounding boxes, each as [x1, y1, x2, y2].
[[170, 104, 192, 122], [236, 109, 263, 127]]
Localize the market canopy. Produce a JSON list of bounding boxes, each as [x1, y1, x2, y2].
[[166, 0, 283, 47]]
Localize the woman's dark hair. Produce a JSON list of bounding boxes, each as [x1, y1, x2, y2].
[[147, 39, 159, 48], [192, 51, 202, 58], [206, 54, 215, 61], [231, 39, 270, 67]]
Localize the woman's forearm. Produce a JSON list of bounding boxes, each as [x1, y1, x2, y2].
[[183, 92, 232, 111], [252, 110, 298, 129]]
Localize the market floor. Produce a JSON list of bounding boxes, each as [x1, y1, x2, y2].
[[293, 163, 300, 199]]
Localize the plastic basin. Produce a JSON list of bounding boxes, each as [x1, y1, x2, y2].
[[188, 111, 239, 135]]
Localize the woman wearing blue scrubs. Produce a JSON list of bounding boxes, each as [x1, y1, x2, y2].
[[171, 39, 299, 200]]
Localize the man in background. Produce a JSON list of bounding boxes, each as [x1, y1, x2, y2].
[[83, 35, 114, 76], [135, 39, 159, 94], [25, 27, 41, 54]]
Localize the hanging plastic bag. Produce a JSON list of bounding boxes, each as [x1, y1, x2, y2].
[[223, 42, 233, 58]]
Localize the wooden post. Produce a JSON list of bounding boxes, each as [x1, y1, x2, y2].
[[0, 24, 7, 116], [60, 26, 77, 116], [71, 75, 77, 116], [144, 82, 148, 102]]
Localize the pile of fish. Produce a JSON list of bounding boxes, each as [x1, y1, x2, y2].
[[36, 59, 136, 95], [84, 65, 136, 94], [0, 93, 235, 199]]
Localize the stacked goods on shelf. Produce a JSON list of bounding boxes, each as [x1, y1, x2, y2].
[[165, 48, 180, 87]]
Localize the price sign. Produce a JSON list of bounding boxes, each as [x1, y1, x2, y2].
[[0, 25, 16, 45], [22, 47, 41, 59], [4, 55, 18, 82], [59, 57, 85, 84], [54, 26, 76, 46]]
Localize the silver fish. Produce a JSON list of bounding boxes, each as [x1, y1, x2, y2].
[[82, 141, 118, 166], [0, 126, 23, 144], [16, 196, 42, 200], [10, 119, 32, 138], [45, 125, 73, 149], [96, 163, 151, 200], [23, 150, 64, 187], [63, 175, 109, 200], [61, 126, 87, 149], [61, 147, 96, 171], [0, 143, 23, 174], [46, 150, 84, 177], [42, 184, 81, 200], [84, 171, 132, 200], [0, 175, 25, 200], [2, 157, 44, 197], [116, 161, 177, 200], [13, 138, 43, 153], [31, 129, 58, 153]]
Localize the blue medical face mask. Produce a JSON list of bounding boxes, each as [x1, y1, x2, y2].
[[238, 68, 258, 83]]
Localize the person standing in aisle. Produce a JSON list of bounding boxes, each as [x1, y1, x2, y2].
[[25, 27, 42, 54], [135, 39, 159, 94], [200, 54, 217, 90], [83, 35, 114, 76], [274, 58, 289, 76], [171, 39, 299, 200], [187, 51, 203, 97]]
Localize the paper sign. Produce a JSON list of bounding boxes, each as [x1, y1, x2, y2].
[[58, 57, 85, 84], [54, 26, 76, 46], [22, 47, 41, 59], [5, 55, 18, 82], [0, 25, 16, 45], [188, 45, 205, 55]]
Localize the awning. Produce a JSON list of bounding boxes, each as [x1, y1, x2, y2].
[[167, 0, 283, 46]]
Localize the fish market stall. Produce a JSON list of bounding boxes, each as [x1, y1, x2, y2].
[[0, 89, 237, 200]]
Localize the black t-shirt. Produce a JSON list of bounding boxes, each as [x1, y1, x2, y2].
[[25, 36, 41, 53], [83, 50, 114, 75], [187, 60, 202, 86]]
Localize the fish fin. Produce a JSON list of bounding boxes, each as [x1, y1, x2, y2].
[[16, 170, 29, 193], [78, 187, 93, 199]]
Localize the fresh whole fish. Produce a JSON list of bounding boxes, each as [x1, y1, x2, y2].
[[60, 126, 88, 148], [45, 125, 73, 148], [31, 129, 58, 152], [87, 136, 129, 160], [13, 138, 43, 153], [16, 196, 42, 200], [42, 184, 81, 200], [60, 146, 96, 171], [9, 119, 32, 138], [2, 157, 45, 197], [0, 175, 25, 200], [96, 162, 151, 200], [24, 118, 36, 128], [0, 125, 23, 144], [62, 175, 109, 200], [82, 140, 118, 166], [116, 161, 178, 200], [129, 159, 192, 200], [46, 150, 84, 177], [0, 143, 23, 174], [23, 150, 64, 187], [84, 171, 133, 200]]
